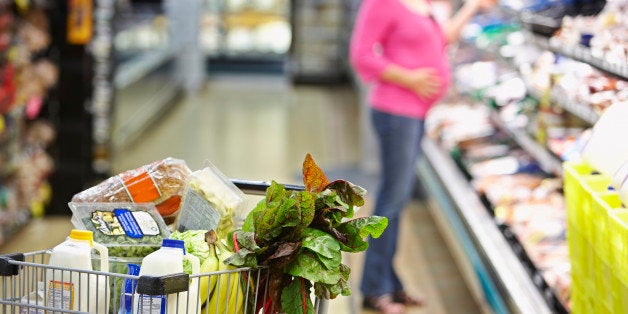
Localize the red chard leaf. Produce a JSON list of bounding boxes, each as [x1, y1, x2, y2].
[[303, 153, 330, 193]]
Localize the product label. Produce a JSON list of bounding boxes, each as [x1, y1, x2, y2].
[[138, 295, 166, 314], [176, 188, 220, 232], [90, 209, 160, 238], [46, 281, 74, 310], [131, 211, 160, 236], [114, 209, 144, 238], [119, 165, 162, 203], [19, 287, 46, 314], [19, 306, 44, 314]]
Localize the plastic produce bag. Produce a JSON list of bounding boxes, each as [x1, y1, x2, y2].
[[175, 160, 245, 238]]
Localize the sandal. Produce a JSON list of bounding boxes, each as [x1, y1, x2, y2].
[[393, 291, 425, 307], [363, 294, 406, 314]]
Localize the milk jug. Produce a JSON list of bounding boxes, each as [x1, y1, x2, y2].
[[135, 239, 200, 314], [45, 229, 109, 313]]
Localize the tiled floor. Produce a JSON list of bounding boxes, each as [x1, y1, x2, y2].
[[0, 74, 483, 313]]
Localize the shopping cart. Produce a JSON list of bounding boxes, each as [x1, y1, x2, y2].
[[0, 180, 329, 314]]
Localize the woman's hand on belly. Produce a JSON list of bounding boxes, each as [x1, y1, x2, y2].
[[401, 67, 442, 100]]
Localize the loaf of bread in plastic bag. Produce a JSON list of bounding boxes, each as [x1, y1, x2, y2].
[[71, 157, 192, 224]]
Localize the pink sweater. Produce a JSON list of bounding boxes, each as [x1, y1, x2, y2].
[[350, 0, 450, 119]]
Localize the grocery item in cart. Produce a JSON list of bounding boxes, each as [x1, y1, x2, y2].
[[135, 239, 200, 314], [581, 101, 628, 178], [613, 160, 628, 206], [118, 263, 140, 314], [69, 202, 171, 258], [45, 229, 109, 313], [228, 154, 388, 314], [175, 161, 245, 238], [71, 157, 192, 224]]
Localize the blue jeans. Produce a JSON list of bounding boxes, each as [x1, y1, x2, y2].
[[360, 108, 425, 298]]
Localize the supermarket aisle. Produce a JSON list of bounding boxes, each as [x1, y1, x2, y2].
[[0, 74, 482, 314]]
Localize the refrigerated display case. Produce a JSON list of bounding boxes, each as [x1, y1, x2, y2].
[[201, 0, 291, 73], [289, 0, 348, 83], [349, 1, 626, 312]]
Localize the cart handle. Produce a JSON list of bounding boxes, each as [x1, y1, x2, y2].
[[230, 179, 305, 195], [0, 253, 24, 276], [136, 273, 190, 295]]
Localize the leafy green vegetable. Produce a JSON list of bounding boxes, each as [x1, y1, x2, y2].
[[282, 278, 315, 314], [229, 154, 388, 314], [169, 230, 213, 274], [301, 228, 341, 270], [243, 183, 316, 246], [286, 250, 341, 285], [314, 263, 351, 299], [170, 230, 211, 262], [335, 216, 388, 252]]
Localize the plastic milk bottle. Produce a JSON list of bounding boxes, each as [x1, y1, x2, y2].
[[135, 239, 200, 314], [45, 229, 109, 313]]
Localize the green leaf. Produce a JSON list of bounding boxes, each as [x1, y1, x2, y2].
[[302, 228, 342, 269], [326, 180, 365, 206], [286, 250, 341, 285], [282, 277, 315, 314], [267, 180, 287, 203], [225, 248, 258, 267], [242, 199, 267, 232], [313, 263, 351, 299], [293, 191, 316, 234], [335, 216, 388, 252], [301, 228, 340, 259], [301, 228, 341, 270], [233, 231, 259, 251]]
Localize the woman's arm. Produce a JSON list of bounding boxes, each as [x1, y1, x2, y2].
[[442, 0, 496, 43], [349, 0, 393, 83]]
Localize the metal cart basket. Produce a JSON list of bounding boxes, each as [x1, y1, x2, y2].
[[0, 180, 329, 314]]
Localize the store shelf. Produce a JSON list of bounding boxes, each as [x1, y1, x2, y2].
[[0, 2, 58, 238], [114, 47, 177, 89], [524, 80, 600, 125], [472, 27, 605, 126], [526, 31, 628, 80], [488, 109, 564, 177], [551, 88, 600, 125], [418, 137, 560, 314]]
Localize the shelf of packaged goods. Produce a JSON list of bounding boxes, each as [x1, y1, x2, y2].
[[472, 31, 607, 126], [526, 31, 628, 80], [524, 79, 600, 125], [488, 109, 564, 177], [417, 137, 556, 314], [551, 87, 600, 125]]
